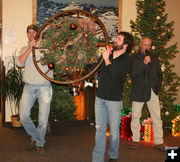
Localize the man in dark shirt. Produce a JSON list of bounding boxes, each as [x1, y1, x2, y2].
[[92, 32, 133, 162], [129, 37, 166, 151]]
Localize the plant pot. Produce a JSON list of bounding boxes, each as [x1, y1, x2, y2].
[[11, 115, 22, 128]]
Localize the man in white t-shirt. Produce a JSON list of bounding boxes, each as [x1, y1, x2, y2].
[[16, 24, 53, 156]]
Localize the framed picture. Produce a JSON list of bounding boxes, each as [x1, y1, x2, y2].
[[32, 0, 122, 43]]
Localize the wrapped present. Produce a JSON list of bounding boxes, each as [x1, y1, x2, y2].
[[120, 115, 132, 140], [121, 108, 132, 116], [140, 125, 145, 140], [143, 118, 154, 142], [120, 110, 145, 140]]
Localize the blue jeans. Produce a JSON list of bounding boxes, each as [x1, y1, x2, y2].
[[19, 84, 52, 147], [92, 97, 122, 162]]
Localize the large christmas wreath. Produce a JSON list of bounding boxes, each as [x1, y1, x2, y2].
[[39, 17, 99, 81]]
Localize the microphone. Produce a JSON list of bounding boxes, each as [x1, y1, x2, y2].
[[145, 50, 151, 56], [145, 50, 151, 67]]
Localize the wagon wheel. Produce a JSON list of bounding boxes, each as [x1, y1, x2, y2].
[[32, 9, 108, 84]]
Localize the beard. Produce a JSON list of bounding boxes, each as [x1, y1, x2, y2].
[[113, 43, 124, 51]]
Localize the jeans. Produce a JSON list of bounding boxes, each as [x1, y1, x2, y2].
[[19, 84, 52, 147], [92, 97, 122, 162]]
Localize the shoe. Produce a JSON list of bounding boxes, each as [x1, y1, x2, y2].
[[27, 140, 36, 150], [37, 146, 46, 156], [155, 143, 167, 152], [108, 159, 117, 162], [128, 141, 139, 150]]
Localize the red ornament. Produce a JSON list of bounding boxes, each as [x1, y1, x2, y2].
[[52, 45, 57, 50], [48, 62, 54, 69], [70, 23, 77, 30]]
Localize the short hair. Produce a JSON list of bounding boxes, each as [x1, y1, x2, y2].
[[118, 31, 134, 54], [141, 36, 152, 43], [27, 24, 38, 33]]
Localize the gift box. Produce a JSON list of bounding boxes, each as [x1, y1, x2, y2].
[[140, 125, 145, 140], [121, 108, 132, 116], [120, 115, 132, 140], [120, 110, 145, 141], [143, 118, 154, 142]]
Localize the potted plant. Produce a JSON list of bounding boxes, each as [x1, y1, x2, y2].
[[1, 55, 24, 127]]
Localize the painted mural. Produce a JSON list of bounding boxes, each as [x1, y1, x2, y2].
[[37, 0, 119, 42]]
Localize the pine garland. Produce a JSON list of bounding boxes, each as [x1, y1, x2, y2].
[[40, 17, 99, 81]]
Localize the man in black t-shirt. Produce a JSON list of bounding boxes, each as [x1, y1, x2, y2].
[[92, 32, 133, 162]]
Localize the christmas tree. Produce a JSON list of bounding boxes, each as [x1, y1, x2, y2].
[[31, 83, 77, 123], [123, 0, 180, 127]]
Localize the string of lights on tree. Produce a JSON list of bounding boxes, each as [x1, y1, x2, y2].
[[171, 115, 180, 137], [123, 0, 180, 127]]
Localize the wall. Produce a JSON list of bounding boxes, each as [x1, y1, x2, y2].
[[122, 0, 136, 32], [2, 0, 32, 121], [166, 0, 180, 104], [3, 0, 32, 60]]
